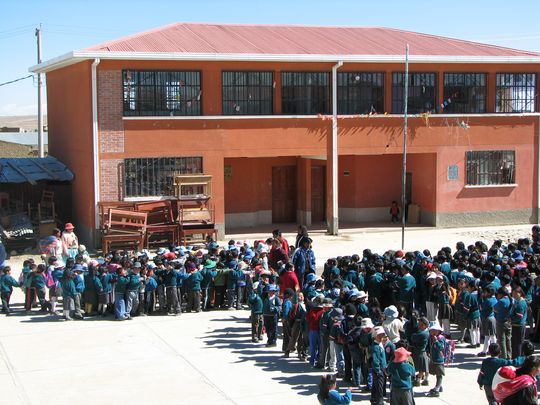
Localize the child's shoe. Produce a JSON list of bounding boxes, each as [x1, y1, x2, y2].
[[421, 379, 429, 386], [427, 389, 439, 397]]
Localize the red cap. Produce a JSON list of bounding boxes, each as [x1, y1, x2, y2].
[[64, 223, 75, 230]]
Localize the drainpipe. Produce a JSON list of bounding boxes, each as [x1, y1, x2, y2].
[[91, 58, 101, 236], [328, 60, 343, 235]]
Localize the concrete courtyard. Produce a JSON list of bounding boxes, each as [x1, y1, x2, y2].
[[0, 223, 534, 404]]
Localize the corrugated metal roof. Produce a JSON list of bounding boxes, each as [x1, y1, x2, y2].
[[85, 23, 540, 57], [0, 156, 74, 184]]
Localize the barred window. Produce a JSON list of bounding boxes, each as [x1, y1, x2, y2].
[[466, 151, 515, 186], [496, 73, 536, 113], [443, 73, 487, 113], [124, 157, 203, 197], [282, 72, 330, 114], [392, 73, 436, 114], [337, 72, 384, 114], [122, 70, 201, 116], [222, 71, 273, 115]]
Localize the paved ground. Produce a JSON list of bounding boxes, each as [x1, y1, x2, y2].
[[0, 223, 535, 405]]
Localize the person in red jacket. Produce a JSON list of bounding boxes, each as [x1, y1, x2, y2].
[[272, 229, 290, 257], [279, 263, 300, 296], [306, 295, 326, 366]]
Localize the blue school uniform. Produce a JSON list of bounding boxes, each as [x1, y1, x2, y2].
[[398, 274, 415, 304], [494, 296, 512, 324], [0, 274, 19, 293], [480, 296, 497, 319], [388, 361, 415, 390], [323, 389, 352, 405], [511, 298, 528, 326], [366, 273, 384, 298], [477, 357, 513, 388]]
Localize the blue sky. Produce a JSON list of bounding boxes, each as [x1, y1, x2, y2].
[[1, 0, 540, 116]]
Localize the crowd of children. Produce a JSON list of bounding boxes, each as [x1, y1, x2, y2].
[[3, 225, 540, 404]]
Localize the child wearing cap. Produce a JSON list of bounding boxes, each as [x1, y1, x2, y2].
[[262, 284, 281, 347], [98, 266, 113, 316], [387, 347, 415, 405], [328, 308, 346, 375], [60, 268, 77, 320], [370, 326, 388, 405], [427, 321, 446, 397], [317, 374, 352, 405], [316, 298, 334, 370], [113, 267, 130, 320], [186, 261, 203, 313], [359, 318, 375, 391]]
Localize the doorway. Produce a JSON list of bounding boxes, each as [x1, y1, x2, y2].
[[311, 166, 326, 222], [272, 166, 297, 222]]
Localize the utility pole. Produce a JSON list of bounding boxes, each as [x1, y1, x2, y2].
[[401, 44, 409, 250], [36, 25, 44, 158]]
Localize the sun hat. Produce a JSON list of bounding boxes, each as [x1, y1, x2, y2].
[[266, 284, 278, 293], [156, 247, 169, 255], [357, 291, 368, 300], [133, 262, 142, 268], [373, 326, 387, 337], [361, 318, 374, 329], [322, 297, 334, 308], [429, 321, 444, 332], [393, 347, 412, 363], [384, 305, 399, 319], [64, 223, 75, 230], [204, 259, 217, 269]]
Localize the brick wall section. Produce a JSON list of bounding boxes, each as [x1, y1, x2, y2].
[[98, 70, 124, 154], [98, 70, 124, 202], [100, 159, 123, 201]]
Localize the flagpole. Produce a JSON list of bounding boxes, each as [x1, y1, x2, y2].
[[401, 44, 409, 250]]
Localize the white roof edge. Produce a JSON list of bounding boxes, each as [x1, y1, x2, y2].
[[29, 50, 540, 73]]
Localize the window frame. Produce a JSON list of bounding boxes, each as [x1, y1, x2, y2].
[[123, 157, 203, 198], [122, 70, 202, 117], [281, 71, 331, 115], [443, 73, 487, 114], [337, 72, 385, 114], [465, 150, 516, 186], [392, 72, 437, 114], [495, 73, 537, 113]]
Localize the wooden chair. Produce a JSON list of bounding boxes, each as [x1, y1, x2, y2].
[[177, 200, 217, 245], [135, 200, 179, 247], [101, 209, 147, 252], [97, 201, 136, 230]]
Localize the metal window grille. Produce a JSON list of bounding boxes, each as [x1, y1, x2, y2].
[[466, 151, 515, 186], [496, 73, 537, 113], [281, 72, 330, 114], [123, 70, 201, 116], [392, 73, 436, 114], [337, 72, 384, 114], [124, 157, 203, 197], [443, 73, 487, 113], [222, 71, 273, 115]]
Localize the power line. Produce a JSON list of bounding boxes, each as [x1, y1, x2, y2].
[[0, 75, 33, 87]]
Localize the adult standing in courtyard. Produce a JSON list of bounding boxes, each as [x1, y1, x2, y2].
[[61, 223, 79, 263], [293, 235, 316, 285]]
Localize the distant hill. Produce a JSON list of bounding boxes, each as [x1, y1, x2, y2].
[[0, 115, 47, 132]]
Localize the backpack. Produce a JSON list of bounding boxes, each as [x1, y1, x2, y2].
[[443, 339, 456, 365], [449, 286, 458, 306]]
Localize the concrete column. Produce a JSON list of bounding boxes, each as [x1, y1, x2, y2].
[[296, 157, 312, 226]]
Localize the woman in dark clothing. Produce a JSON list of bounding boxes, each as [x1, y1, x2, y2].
[[295, 225, 309, 249]]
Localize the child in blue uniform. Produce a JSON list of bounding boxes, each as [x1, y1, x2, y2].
[[0, 267, 19, 314], [263, 284, 281, 347], [477, 343, 513, 405], [317, 374, 352, 405], [427, 321, 446, 397], [248, 282, 264, 342], [387, 347, 415, 405], [370, 326, 388, 405]]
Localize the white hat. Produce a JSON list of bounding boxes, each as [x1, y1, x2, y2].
[[357, 291, 368, 300], [429, 321, 444, 332], [373, 326, 387, 336], [427, 273, 437, 280], [361, 318, 374, 329]]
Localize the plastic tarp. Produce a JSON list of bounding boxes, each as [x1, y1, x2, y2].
[[0, 156, 74, 184]]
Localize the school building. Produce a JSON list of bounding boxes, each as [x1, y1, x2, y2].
[[30, 23, 540, 245]]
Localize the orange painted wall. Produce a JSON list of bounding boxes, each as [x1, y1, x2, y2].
[[46, 61, 94, 230], [407, 153, 437, 212]]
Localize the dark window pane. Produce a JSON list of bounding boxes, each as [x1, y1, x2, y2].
[[392, 73, 436, 114], [465, 151, 515, 185], [443, 73, 487, 113], [281, 72, 330, 114], [222, 71, 273, 115], [124, 157, 203, 197], [122, 70, 201, 116], [337, 72, 384, 114]]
